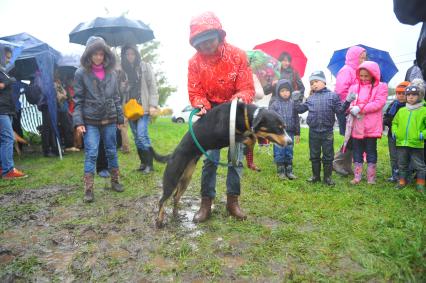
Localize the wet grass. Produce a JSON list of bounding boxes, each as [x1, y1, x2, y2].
[[0, 117, 425, 281]]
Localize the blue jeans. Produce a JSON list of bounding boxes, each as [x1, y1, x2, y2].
[[201, 143, 244, 198], [83, 124, 119, 174], [129, 115, 151, 150], [0, 115, 14, 175], [352, 138, 377, 164], [273, 132, 294, 164]]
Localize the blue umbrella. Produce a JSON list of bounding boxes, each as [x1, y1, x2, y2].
[[69, 16, 155, 47], [57, 53, 81, 81], [327, 44, 398, 83]]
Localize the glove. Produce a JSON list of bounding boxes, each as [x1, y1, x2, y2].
[[346, 92, 357, 102], [350, 106, 361, 116], [291, 90, 303, 102], [420, 133, 424, 141]]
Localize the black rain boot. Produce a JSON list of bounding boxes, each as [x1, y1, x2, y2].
[[141, 149, 153, 174], [137, 148, 146, 171], [323, 163, 335, 186], [307, 162, 321, 183], [276, 163, 287, 180], [285, 163, 297, 180]]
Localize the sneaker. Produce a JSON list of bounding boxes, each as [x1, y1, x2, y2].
[[98, 169, 110, 178], [3, 168, 27, 180], [64, 147, 80, 152]]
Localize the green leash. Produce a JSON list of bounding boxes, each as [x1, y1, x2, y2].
[[189, 108, 229, 167]]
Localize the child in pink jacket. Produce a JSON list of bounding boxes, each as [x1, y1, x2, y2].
[[348, 61, 388, 184]]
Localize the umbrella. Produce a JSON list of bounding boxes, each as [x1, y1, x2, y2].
[[253, 39, 308, 77], [57, 53, 80, 81], [69, 16, 155, 47], [246, 50, 281, 94], [327, 44, 398, 83], [0, 39, 23, 72]]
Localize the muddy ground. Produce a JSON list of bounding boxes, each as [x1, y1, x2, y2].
[[0, 184, 271, 282]]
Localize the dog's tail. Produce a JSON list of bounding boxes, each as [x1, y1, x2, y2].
[[149, 147, 171, 163]]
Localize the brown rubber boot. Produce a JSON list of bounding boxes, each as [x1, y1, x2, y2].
[[110, 168, 124, 192], [226, 195, 247, 220], [193, 197, 212, 223], [83, 173, 95, 203]]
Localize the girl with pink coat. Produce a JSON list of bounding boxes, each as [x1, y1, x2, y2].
[[348, 61, 388, 184]]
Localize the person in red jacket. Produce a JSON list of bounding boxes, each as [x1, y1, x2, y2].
[[187, 11, 255, 223]]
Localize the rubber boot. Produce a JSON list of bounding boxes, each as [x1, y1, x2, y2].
[[137, 148, 146, 171], [285, 163, 297, 180], [367, 163, 377, 184], [110, 168, 124, 192], [193, 197, 213, 223], [350, 162, 363, 184], [226, 195, 247, 220], [396, 171, 407, 190], [307, 162, 321, 183], [277, 163, 287, 180], [141, 149, 153, 174], [83, 173, 95, 203], [387, 167, 399, 183], [323, 163, 335, 186], [416, 178, 425, 193]]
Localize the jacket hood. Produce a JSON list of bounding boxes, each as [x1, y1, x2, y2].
[[120, 44, 141, 67], [357, 61, 381, 86], [80, 36, 115, 72], [275, 79, 293, 95], [189, 11, 226, 47], [345, 46, 366, 70]]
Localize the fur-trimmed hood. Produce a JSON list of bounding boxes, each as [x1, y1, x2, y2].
[[80, 36, 115, 72]]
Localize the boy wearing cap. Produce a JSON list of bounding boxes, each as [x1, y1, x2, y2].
[[383, 81, 409, 182], [295, 71, 355, 186], [392, 79, 426, 192]]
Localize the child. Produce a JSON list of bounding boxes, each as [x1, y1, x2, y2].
[[295, 71, 355, 186], [269, 79, 300, 180], [392, 79, 426, 192], [348, 61, 388, 185], [383, 81, 409, 182]]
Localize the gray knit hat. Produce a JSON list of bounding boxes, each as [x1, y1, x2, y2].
[[309, 70, 326, 84]]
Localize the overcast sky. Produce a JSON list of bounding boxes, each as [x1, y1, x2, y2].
[[0, 0, 422, 111]]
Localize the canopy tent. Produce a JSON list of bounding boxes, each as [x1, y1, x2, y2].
[[0, 33, 62, 157]]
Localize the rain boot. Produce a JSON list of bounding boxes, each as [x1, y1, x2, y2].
[[83, 173, 95, 203], [110, 168, 124, 192], [307, 162, 321, 183], [277, 163, 287, 180], [367, 163, 377, 184], [137, 148, 146, 171], [416, 178, 425, 193], [285, 163, 297, 180], [193, 197, 213, 223], [226, 194, 247, 220], [387, 167, 399, 183], [323, 163, 335, 186], [141, 149, 153, 174], [350, 162, 363, 184]]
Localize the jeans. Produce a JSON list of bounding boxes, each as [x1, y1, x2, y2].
[[129, 114, 151, 150], [273, 132, 294, 164], [201, 143, 244, 198], [83, 124, 119, 174], [397, 147, 426, 180], [309, 130, 334, 165], [0, 114, 14, 175], [352, 138, 377, 164]]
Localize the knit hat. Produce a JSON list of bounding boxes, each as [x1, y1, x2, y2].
[[405, 79, 425, 102], [309, 70, 326, 84], [191, 30, 219, 47], [395, 81, 410, 93]]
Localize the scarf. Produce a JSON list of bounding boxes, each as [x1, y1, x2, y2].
[[91, 64, 105, 80], [406, 102, 424, 110], [389, 100, 405, 116]]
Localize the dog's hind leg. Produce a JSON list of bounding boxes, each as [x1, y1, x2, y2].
[[173, 158, 198, 217]]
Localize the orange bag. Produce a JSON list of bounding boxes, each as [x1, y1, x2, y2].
[[123, 99, 144, 121]]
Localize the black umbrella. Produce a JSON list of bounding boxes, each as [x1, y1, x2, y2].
[[69, 16, 155, 47]]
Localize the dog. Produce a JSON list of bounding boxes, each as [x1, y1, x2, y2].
[[153, 102, 292, 228]]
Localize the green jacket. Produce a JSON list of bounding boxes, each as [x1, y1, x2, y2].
[[392, 106, 426, 148]]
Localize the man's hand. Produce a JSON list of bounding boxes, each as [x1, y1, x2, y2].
[[195, 104, 207, 116], [76, 125, 86, 134], [117, 124, 123, 130]]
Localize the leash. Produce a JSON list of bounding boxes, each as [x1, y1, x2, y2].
[[189, 108, 229, 167]]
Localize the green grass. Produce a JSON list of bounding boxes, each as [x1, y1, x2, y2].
[[0, 117, 425, 281]]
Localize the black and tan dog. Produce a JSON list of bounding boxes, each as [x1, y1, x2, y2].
[[153, 102, 292, 228]]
